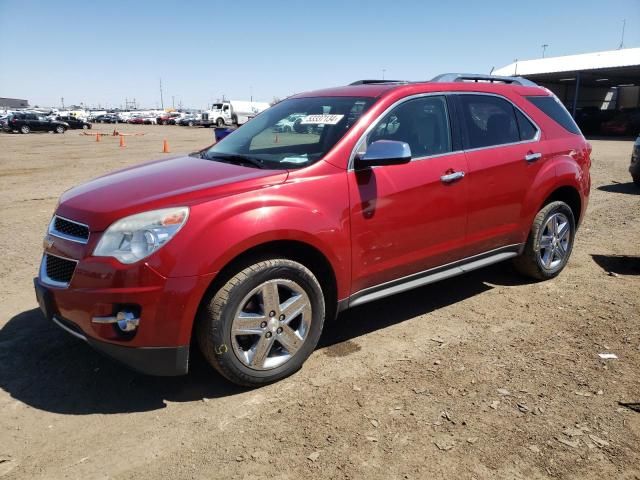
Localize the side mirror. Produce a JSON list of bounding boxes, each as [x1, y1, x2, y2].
[[354, 140, 412, 170]]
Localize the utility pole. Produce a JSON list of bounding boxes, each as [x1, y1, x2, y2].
[[618, 19, 626, 49], [541, 44, 549, 58], [382, 68, 386, 80], [159, 78, 164, 110], [61, 97, 64, 109], [172, 96, 175, 109], [250, 86, 253, 102]]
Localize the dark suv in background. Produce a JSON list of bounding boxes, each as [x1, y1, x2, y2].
[[631, 135, 640, 186], [56, 116, 92, 130], [1, 113, 68, 134]]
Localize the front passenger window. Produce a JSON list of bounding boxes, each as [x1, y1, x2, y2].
[[367, 96, 452, 158]]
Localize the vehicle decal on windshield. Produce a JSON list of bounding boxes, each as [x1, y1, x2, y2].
[[300, 114, 344, 125]]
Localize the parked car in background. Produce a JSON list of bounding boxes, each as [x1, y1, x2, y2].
[[157, 112, 182, 125], [128, 116, 145, 124], [93, 114, 118, 124], [57, 116, 92, 130], [630, 135, 640, 186], [600, 109, 640, 136], [178, 114, 200, 126], [2, 112, 68, 134], [34, 74, 591, 386], [143, 116, 157, 125]]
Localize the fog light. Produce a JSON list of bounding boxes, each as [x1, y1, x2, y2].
[[116, 311, 139, 332], [92, 310, 140, 332]]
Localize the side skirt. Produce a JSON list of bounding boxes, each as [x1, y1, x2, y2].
[[339, 244, 523, 311]]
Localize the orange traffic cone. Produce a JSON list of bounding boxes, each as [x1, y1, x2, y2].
[[112, 129, 118, 136], [162, 139, 170, 153], [119, 135, 126, 148], [96, 133, 101, 142]]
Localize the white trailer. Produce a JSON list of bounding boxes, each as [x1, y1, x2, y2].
[[200, 100, 270, 127]]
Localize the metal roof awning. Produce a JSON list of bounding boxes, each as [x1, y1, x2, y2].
[[493, 48, 640, 89]]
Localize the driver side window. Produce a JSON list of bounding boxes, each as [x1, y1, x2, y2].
[[367, 96, 452, 158]]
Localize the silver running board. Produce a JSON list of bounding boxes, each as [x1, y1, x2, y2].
[[349, 249, 519, 308]]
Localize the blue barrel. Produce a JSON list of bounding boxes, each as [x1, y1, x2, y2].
[[214, 127, 234, 143]]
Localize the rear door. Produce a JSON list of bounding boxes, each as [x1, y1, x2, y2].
[[455, 93, 546, 255], [348, 95, 469, 293]]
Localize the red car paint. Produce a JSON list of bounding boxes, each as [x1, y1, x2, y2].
[[36, 80, 591, 375]]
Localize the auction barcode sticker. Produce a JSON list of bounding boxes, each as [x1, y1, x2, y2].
[[300, 114, 344, 125]]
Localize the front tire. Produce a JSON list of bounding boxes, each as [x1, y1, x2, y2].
[[216, 118, 225, 127], [20, 125, 30, 134], [197, 258, 325, 387], [633, 175, 640, 187], [513, 201, 576, 280]]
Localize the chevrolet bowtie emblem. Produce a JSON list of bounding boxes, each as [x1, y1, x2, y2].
[[43, 235, 54, 249]]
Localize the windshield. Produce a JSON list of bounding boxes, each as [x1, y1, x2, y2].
[[203, 96, 374, 169]]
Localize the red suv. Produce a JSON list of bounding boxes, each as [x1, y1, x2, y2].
[[34, 74, 591, 386]]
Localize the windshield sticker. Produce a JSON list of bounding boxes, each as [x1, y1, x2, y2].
[[300, 114, 344, 125]]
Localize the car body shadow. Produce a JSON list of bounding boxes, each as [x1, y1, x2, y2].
[[597, 182, 639, 195], [0, 263, 530, 415], [592, 254, 640, 276]]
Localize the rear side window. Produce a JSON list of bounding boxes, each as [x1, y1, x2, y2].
[[458, 95, 520, 149], [515, 109, 537, 141], [526, 96, 581, 135]]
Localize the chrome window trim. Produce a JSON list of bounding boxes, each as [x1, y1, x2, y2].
[[48, 215, 90, 244], [39, 252, 78, 288], [347, 91, 541, 171]]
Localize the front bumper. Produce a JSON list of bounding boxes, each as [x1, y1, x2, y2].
[[34, 277, 192, 375]]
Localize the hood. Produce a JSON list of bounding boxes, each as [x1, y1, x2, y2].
[[57, 155, 288, 231]]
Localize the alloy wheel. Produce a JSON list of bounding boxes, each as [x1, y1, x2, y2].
[[538, 212, 571, 270], [231, 279, 312, 370]]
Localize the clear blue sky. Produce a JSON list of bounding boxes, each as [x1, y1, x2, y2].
[[0, 0, 638, 109]]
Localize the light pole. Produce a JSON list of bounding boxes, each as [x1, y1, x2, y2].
[[382, 68, 386, 80], [541, 44, 549, 58]]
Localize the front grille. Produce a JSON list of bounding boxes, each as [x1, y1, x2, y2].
[[51, 216, 89, 242], [45, 254, 77, 284]]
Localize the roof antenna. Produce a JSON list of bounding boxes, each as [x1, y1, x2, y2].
[[489, 66, 495, 74], [618, 19, 626, 49]]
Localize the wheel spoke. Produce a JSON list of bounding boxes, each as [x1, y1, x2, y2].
[[551, 215, 559, 236], [260, 282, 280, 315], [277, 325, 303, 355], [280, 294, 308, 323], [557, 221, 570, 241], [232, 313, 265, 334], [250, 334, 275, 368], [539, 235, 553, 249]]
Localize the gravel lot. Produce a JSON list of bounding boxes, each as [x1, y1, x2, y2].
[[0, 125, 638, 479]]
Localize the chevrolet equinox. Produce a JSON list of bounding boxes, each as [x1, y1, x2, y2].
[[34, 74, 591, 386]]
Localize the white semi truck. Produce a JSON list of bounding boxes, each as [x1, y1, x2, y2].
[[200, 100, 270, 127]]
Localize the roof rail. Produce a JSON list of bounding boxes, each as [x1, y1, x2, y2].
[[430, 73, 538, 87], [349, 79, 408, 85]]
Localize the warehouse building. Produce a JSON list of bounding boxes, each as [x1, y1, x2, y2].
[[493, 48, 640, 117], [0, 97, 30, 109]]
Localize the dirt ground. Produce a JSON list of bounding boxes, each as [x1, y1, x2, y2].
[[0, 124, 638, 480]]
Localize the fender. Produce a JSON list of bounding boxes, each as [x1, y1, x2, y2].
[[519, 154, 586, 238], [152, 167, 352, 299]]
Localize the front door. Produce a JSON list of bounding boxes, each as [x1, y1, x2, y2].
[[348, 95, 469, 294]]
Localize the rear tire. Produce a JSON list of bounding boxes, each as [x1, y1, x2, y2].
[[55, 125, 65, 134], [197, 258, 325, 387], [513, 201, 575, 280]]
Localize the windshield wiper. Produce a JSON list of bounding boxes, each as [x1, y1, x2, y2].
[[204, 153, 267, 169]]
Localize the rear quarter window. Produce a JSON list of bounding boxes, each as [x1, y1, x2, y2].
[[526, 96, 582, 135]]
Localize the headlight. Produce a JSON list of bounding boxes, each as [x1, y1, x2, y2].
[[94, 207, 189, 264]]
